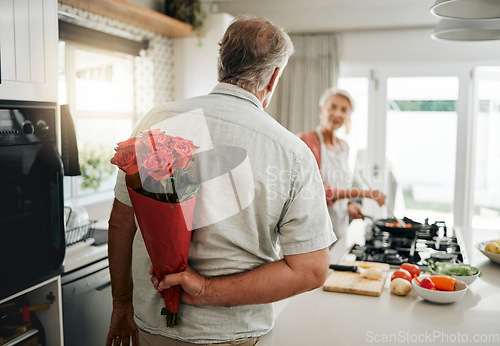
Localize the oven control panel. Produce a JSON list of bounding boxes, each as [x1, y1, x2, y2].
[[0, 103, 56, 145]]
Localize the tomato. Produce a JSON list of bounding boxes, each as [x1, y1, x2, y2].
[[391, 268, 412, 283], [400, 263, 421, 278]]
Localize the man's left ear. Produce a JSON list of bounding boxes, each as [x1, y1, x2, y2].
[[267, 67, 281, 92]]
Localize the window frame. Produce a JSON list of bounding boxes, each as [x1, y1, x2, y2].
[[59, 39, 137, 203], [339, 62, 478, 240]]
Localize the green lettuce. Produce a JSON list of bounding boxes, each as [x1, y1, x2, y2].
[[427, 260, 483, 277]]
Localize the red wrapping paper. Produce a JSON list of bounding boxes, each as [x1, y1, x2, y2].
[[127, 186, 196, 314]]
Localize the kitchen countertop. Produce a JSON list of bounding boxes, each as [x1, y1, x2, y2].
[[62, 219, 109, 273], [257, 220, 500, 346]]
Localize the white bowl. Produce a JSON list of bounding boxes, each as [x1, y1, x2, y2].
[[429, 269, 480, 285], [477, 241, 500, 265], [412, 275, 467, 304]]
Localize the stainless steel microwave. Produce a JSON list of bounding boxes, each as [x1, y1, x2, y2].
[[0, 100, 65, 300]]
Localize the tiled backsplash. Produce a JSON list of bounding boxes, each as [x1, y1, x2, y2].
[[58, 3, 175, 119]]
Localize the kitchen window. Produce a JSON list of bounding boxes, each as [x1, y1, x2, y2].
[[385, 76, 458, 225], [59, 40, 136, 202], [471, 66, 500, 231], [340, 63, 500, 236]]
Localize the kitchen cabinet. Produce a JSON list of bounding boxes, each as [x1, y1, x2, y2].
[[0, 276, 64, 346], [58, 0, 193, 38], [0, 0, 58, 102]]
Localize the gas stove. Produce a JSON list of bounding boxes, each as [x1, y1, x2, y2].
[[348, 219, 466, 268]]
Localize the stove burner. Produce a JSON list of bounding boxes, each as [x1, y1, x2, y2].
[[430, 252, 457, 262], [349, 220, 463, 267], [390, 237, 414, 249]]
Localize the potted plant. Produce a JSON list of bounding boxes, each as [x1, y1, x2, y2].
[[78, 144, 115, 191], [165, 0, 207, 34]]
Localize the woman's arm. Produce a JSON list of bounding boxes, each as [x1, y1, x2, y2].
[[328, 188, 387, 206]]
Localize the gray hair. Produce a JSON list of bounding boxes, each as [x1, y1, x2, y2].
[[218, 15, 294, 93], [319, 88, 355, 112]]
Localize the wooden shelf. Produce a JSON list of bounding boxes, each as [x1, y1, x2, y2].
[[58, 0, 194, 38]]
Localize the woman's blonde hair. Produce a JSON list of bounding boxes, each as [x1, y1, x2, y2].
[[319, 88, 355, 134], [318, 88, 355, 112]]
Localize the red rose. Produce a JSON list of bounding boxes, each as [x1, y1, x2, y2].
[[141, 150, 175, 180], [115, 137, 136, 150], [110, 147, 139, 175]]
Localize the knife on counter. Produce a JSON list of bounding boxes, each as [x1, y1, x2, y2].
[[329, 264, 391, 273], [329, 264, 360, 272]]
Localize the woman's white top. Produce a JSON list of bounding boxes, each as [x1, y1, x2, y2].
[[316, 126, 352, 239]]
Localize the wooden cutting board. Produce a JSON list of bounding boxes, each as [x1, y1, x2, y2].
[[323, 261, 391, 297]]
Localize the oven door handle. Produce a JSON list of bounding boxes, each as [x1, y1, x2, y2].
[[96, 281, 112, 292], [62, 266, 111, 302], [43, 143, 66, 270]]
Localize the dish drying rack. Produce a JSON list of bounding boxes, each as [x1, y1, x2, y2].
[[65, 220, 97, 246], [64, 206, 97, 246]]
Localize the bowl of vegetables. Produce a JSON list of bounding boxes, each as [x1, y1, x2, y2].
[[427, 260, 482, 285], [412, 275, 467, 304]]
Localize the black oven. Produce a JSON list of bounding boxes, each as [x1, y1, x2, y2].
[[0, 101, 65, 300]]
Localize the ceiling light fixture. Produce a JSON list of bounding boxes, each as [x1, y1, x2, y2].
[[431, 18, 500, 41], [431, 0, 500, 20]]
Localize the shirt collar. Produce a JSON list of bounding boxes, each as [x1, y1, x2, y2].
[[210, 83, 264, 111]]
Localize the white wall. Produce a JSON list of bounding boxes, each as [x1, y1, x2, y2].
[[215, 0, 500, 67], [215, 0, 438, 34], [173, 13, 234, 100], [338, 28, 500, 66]]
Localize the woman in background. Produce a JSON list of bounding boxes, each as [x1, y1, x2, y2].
[[297, 88, 386, 239]]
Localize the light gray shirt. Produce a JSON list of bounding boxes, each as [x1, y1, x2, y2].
[[114, 83, 335, 343]]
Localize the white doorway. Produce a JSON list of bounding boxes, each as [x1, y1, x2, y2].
[[340, 63, 476, 230]]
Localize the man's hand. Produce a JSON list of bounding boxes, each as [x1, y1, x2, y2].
[[106, 300, 139, 346], [150, 247, 329, 307], [149, 265, 209, 305]]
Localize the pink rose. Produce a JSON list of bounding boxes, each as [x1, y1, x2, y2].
[[172, 140, 198, 158], [143, 128, 164, 137], [140, 130, 174, 154], [141, 150, 175, 180], [171, 156, 194, 171], [154, 133, 173, 147], [170, 138, 198, 170]]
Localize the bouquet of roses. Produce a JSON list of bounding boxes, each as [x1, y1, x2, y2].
[[110, 128, 201, 327]]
